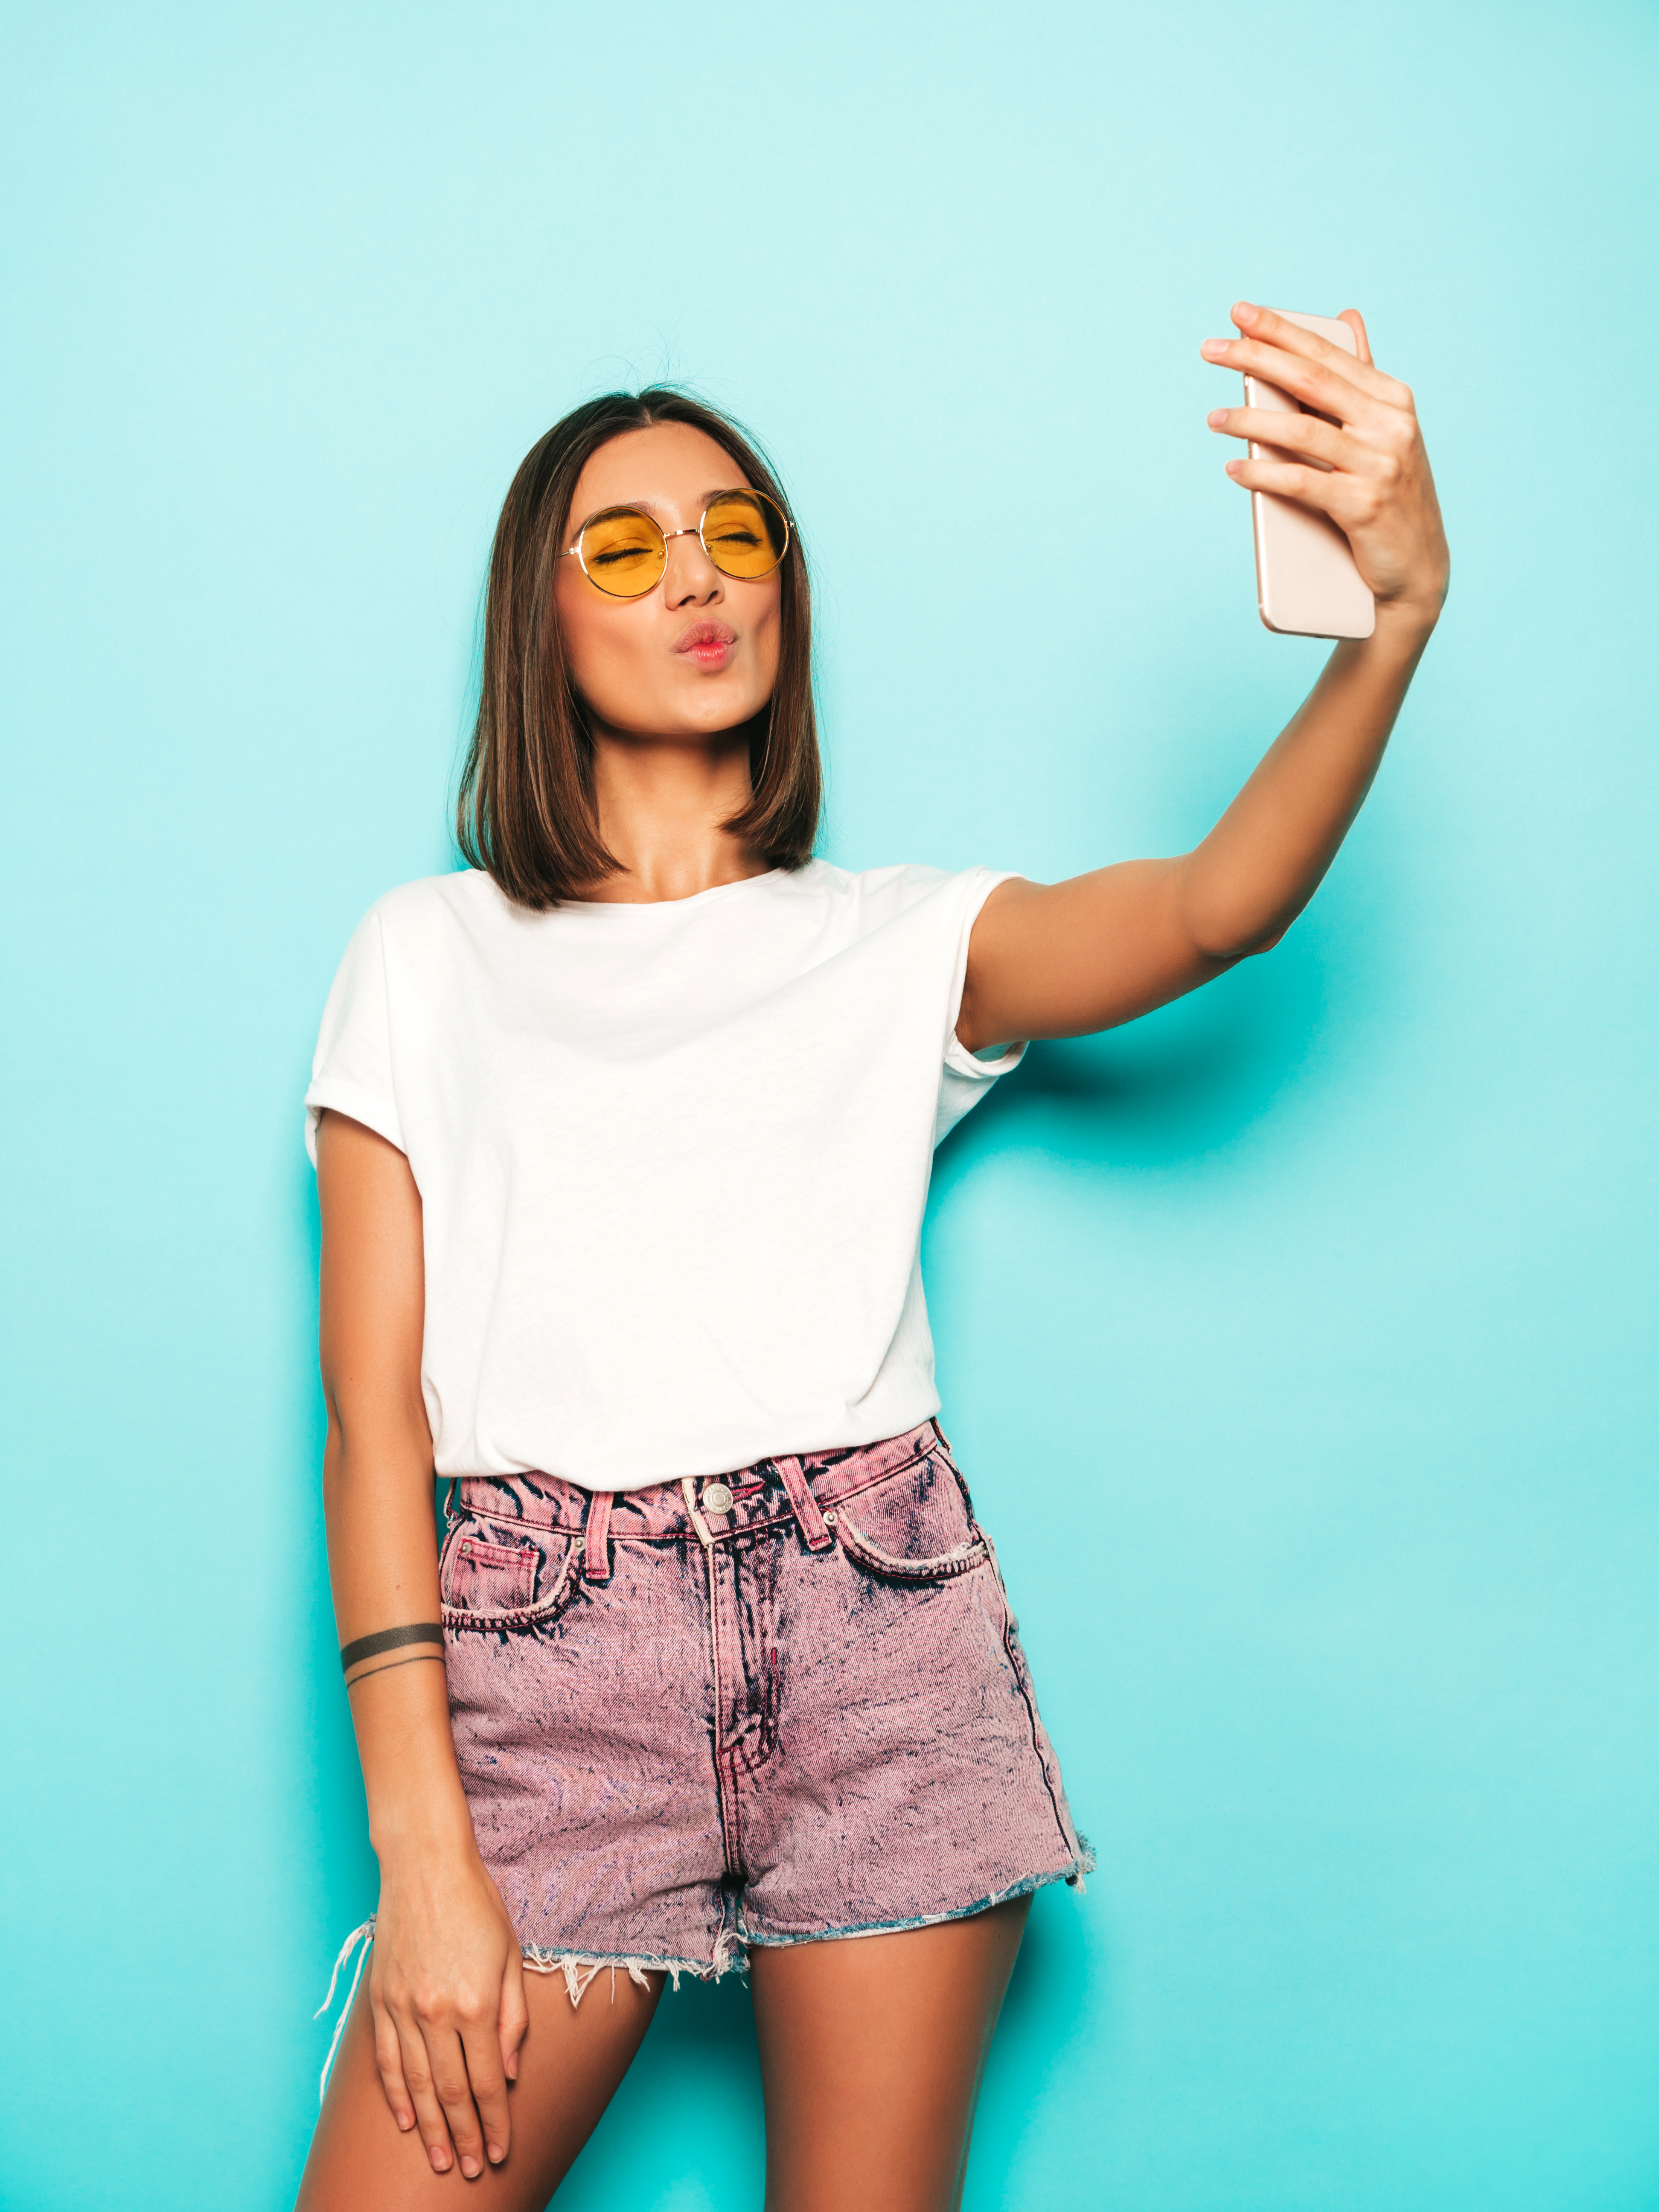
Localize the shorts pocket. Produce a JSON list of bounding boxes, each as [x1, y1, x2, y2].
[[439, 1516, 579, 1632], [826, 1448, 990, 1584]]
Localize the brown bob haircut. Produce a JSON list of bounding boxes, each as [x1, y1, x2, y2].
[[456, 388, 821, 909]]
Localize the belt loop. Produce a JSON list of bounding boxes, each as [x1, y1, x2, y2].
[[441, 1478, 459, 1529], [774, 1455, 834, 1553], [582, 1489, 614, 1583]]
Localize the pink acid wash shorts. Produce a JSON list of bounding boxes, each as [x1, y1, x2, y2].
[[434, 1420, 1089, 2000]]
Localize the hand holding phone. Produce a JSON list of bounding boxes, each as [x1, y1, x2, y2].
[[1243, 309, 1374, 639], [1202, 303, 1449, 643]]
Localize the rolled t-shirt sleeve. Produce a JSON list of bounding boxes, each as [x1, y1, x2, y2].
[[304, 908, 406, 1164], [934, 866, 1027, 1147]]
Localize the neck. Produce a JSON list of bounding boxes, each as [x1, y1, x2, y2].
[[580, 723, 768, 904]]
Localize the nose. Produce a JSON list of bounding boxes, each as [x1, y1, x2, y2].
[[661, 524, 723, 609]]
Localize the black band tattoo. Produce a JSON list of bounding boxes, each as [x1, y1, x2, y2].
[[344, 1653, 447, 1689], [339, 1621, 445, 1673]]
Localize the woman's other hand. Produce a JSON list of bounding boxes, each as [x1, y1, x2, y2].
[[368, 1837, 530, 2177], [1202, 301, 1449, 629], [316, 1106, 530, 2180]]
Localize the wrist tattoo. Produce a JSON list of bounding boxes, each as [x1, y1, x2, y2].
[[340, 1622, 445, 1673], [345, 1653, 446, 1689]]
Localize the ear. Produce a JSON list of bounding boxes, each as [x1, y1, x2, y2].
[[1338, 308, 1373, 367]]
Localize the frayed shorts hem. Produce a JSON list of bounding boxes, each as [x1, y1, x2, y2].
[[522, 1930, 747, 2007], [530, 1839, 1099, 2007], [741, 1842, 1096, 1952]]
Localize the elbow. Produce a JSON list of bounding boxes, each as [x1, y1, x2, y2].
[[1179, 877, 1292, 968], [1181, 876, 1304, 964], [1235, 920, 1290, 959], [1177, 854, 1312, 966], [320, 1385, 434, 1499], [1188, 917, 1289, 966]]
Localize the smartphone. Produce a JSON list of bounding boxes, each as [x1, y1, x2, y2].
[[1246, 308, 1374, 640]]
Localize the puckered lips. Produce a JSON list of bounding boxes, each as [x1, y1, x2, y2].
[[673, 618, 737, 670]]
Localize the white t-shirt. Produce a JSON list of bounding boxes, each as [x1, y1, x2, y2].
[[305, 860, 1023, 1491]]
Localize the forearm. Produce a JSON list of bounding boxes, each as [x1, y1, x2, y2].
[[1176, 603, 1436, 960], [326, 1426, 474, 1864], [958, 608, 1438, 1047]]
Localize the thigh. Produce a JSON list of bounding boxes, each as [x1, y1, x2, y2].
[[748, 1895, 1031, 2212], [295, 1958, 662, 2211]]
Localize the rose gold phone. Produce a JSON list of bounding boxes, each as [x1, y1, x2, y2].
[[1246, 308, 1374, 640]]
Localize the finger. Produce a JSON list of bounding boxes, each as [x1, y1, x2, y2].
[[1234, 301, 1397, 403], [1206, 405, 1356, 469], [462, 2019, 514, 2169], [428, 2028, 491, 2181], [1224, 454, 1384, 548], [371, 1997, 417, 2134], [396, 2015, 457, 2175], [1203, 306, 1408, 420], [499, 1953, 529, 2087], [1339, 307, 1373, 367], [1224, 453, 1346, 515], [1202, 331, 1396, 432]]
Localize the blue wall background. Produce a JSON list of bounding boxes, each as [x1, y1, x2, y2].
[[4, 3, 1656, 2206]]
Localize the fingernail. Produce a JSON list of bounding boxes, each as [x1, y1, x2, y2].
[[506, 2055, 518, 2081], [489, 2142, 506, 2164], [430, 2148, 451, 2172], [1201, 339, 1229, 358], [1226, 460, 1244, 475], [1207, 409, 1227, 427], [1234, 300, 1258, 322], [461, 2156, 482, 2177], [397, 2110, 414, 2131]]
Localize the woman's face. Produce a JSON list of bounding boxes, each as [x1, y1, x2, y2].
[[554, 422, 783, 745]]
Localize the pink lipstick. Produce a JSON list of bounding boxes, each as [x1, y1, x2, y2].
[[673, 619, 737, 669]]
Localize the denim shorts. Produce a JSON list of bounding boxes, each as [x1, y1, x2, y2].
[[436, 1420, 1089, 2001]]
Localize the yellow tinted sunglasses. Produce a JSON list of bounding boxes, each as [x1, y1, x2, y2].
[[562, 489, 790, 599]]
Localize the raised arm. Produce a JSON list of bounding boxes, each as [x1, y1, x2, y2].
[[957, 303, 1449, 1051], [316, 1109, 527, 2180]]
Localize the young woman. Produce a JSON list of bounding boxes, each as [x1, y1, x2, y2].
[[296, 303, 1447, 2210]]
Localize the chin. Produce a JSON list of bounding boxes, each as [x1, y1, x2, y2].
[[678, 690, 767, 736]]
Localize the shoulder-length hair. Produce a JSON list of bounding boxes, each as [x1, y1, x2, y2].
[[456, 388, 820, 909]]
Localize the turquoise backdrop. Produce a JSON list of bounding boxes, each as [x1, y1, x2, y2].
[[4, 3, 1656, 2206]]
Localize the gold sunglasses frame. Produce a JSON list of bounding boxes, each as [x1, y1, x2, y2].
[[559, 489, 791, 600]]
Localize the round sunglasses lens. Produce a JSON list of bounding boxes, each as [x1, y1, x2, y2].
[[701, 491, 787, 579], [579, 507, 667, 595]]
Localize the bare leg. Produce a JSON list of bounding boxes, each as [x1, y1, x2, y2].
[[749, 1895, 1031, 2212], [296, 1961, 662, 2210]]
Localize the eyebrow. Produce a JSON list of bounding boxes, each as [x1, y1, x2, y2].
[[574, 486, 753, 531]]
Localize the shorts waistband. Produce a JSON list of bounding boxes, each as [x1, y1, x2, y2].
[[444, 1421, 950, 1549]]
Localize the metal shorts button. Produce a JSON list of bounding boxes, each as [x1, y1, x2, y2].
[[701, 1482, 734, 1516]]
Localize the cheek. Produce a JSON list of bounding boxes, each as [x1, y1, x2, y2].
[[556, 580, 651, 709], [751, 587, 783, 677]]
